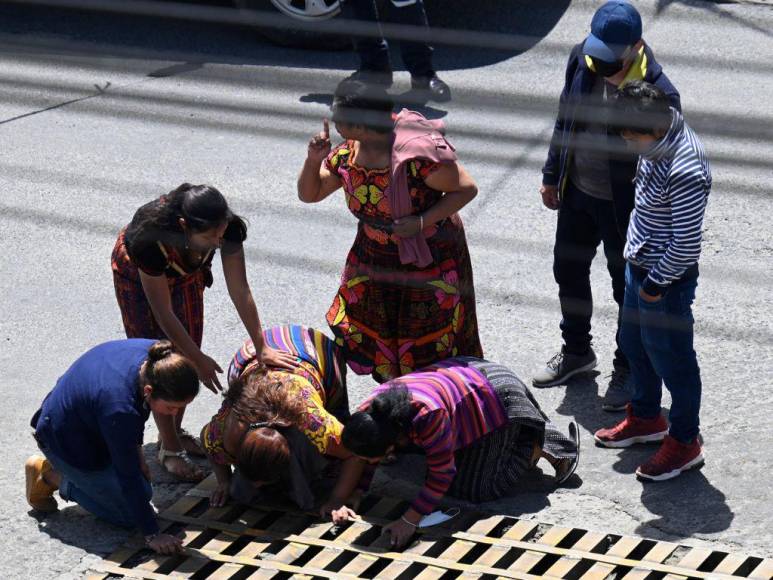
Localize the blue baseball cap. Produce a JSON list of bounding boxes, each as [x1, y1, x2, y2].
[[583, 1, 642, 63]]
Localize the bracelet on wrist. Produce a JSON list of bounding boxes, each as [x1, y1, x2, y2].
[[400, 515, 417, 528], [144, 532, 160, 544]]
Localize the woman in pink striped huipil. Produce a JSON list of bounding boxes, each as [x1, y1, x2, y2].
[[326, 357, 580, 549]]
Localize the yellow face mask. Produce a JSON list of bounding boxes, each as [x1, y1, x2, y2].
[[585, 46, 647, 88]]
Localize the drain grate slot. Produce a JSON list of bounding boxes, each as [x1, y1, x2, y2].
[[360, 556, 391, 578], [697, 550, 729, 572], [90, 476, 772, 579], [556, 527, 588, 549], [735, 556, 763, 576]]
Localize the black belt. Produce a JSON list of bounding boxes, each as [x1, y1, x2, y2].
[[358, 217, 394, 233]]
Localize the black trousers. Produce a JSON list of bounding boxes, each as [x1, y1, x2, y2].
[[340, 0, 435, 78], [553, 180, 628, 369]]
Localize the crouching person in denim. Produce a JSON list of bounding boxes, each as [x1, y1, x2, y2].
[[26, 339, 200, 553], [594, 81, 711, 482]]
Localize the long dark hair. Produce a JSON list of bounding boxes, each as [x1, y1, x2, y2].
[[125, 183, 246, 254], [226, 367, 305, 482], [342, 386, 414, 457], [140, 340, 200, 402]]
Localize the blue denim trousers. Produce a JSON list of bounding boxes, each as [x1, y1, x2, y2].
[[41, 447, 153, 529], [620, 262, 702, 443]]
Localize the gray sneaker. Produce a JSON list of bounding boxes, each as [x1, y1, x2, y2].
[[532, 347, 598, 388], [601, 366, 634, 411]]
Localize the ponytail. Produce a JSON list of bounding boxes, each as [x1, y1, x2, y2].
[[142, 340, 200, 402], [147, 340, 175, 363], [125, 183, 246, 254]]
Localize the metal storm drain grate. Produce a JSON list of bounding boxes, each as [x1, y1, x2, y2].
[[87, 476, 772, 580]]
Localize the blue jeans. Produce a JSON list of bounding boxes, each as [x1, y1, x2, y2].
[[340, 0, 435, 78], [41, 447, 153, 529], [620, 262, 702, 443]]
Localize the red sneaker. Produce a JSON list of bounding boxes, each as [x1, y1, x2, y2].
[[594, 405, 669, 448], [636, 435, 704, 482]]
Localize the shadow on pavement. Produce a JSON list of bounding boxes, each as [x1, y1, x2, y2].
[[606, 434, 734, 538], [425, 0, 572, 71], [638, 469, 734, 537], [0, 0, 571, 71], [609, 444, 658, 474], [654, 0, 773, 39], [300, 90, 451, 118], [31, 503, 133, 556], [31, 443, 201, 556], [554, 371, 610, 436], [553, 371, 734, 537]]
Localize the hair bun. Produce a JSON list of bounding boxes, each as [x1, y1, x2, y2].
[[369, 397, 392, 420], [147, 340, 175, 362]]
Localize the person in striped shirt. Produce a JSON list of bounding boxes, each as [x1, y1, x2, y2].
[[595, 81, 711, 482], [534, 1, 682, 414], [324, 357, 579, 549]]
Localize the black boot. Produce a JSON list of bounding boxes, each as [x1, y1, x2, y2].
[[411, 73, 451, 103], [346, 69, 394, 89]]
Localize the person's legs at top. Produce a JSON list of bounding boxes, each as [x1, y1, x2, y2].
[[634, 275, 703, 481], [533, 183, 600, 388], [624, 266, 666, 421], [113, 227, 208, 485], [40, 449, 153, 528], [340, 0, 393, 85], [636, 276, 701, 442], [595, 263, 669, 448], [596, 198, 634, 410], [382, 0, 451, 101], [555, 186, 600, 358], [154, 274, 207, 481]]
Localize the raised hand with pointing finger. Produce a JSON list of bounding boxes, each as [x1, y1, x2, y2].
[[307, 119, 332, 164]]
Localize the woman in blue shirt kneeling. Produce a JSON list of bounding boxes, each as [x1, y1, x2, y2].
[[26, 339, 200, 555]]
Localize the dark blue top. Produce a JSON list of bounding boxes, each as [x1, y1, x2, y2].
[[541, 42, 681, 237], [33, 339, 157, 535]]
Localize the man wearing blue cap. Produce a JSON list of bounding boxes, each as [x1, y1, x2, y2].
[[533, 1, 681, 412]]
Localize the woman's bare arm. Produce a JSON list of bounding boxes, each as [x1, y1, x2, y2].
[[298, 119, 342, 203], [392, 162, 479, 238]]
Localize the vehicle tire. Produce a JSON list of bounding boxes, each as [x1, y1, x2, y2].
[[234, 0, 348, 50]]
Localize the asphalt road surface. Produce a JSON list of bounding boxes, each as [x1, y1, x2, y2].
[[1, 0, 771, 577]]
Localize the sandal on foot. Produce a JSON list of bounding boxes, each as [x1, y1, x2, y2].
[[178, 429, 206, 457], [554, 421, 581, 486], [158, 448, 205, 482]]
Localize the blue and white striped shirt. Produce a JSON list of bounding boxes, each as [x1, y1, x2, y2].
[[624, 109, 711, 292]]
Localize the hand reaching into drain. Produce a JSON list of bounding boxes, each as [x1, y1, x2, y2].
[[147, 533, 183, 555], [382, 518, 415, 550], [320, 497, 359, 525]]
